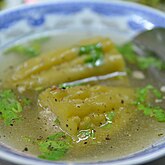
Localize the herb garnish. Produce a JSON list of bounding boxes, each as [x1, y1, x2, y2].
[[102, 112, 115, 128], [79, 43, 104, 67], [117, 43, 165, 70], [38, 132, 72, 161], [0, 89, 23, 125], [5, 37, 49, 58], [134, 85, 165, 122]]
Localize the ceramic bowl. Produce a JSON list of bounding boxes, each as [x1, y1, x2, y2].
[[0, 0, 165, 164]]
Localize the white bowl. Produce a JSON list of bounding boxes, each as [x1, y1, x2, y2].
[[0, 0, 165, 165]]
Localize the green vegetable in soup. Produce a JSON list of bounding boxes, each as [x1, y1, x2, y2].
[[117, 43, 165, 70], [5, 45, 40, 57], [134, 85, 165, 122], [102, 111, 116, 128], [5, 37, 49, 58], [79, 43, 104, 67], [117, 43, 137, 64], [0, 89, 23, 125], [38, 132, 72, 160]]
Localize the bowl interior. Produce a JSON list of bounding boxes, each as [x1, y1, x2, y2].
[[0, 1, 165, 165]]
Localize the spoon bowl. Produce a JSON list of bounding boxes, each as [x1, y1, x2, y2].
[[133, 27, 165, 61], [132, 28, 165, 83]]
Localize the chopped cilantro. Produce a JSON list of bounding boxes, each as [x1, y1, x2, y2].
[[117, 43, 137, 64], [79, 43, 102, 55], [135, 85, 163, 104], [137, 56, 164, 70], [5, 45, 40, 57], [84, 51, 103, 67], [137, 105, 165, 122], [117, 43, 165, 70], [106, 111, 116, 122], [102, 112, 115, 128], [134, 85, 165, 122], [153, 107, 165, 122], [5, 37, 49, 58], [79, 43, 104, 67], [0, 89, 23, 125], [38, 132, 72, 161]]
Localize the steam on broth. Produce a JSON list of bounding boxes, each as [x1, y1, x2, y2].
[[0, 33, 165, 162]]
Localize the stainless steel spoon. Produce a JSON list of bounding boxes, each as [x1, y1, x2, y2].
[[132, 27, 165, 83], [133, 27, 165, 61]]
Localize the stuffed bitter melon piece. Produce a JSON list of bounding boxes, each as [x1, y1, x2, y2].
[[7, 37, 125, 90], [38, 85, 135, 141], [15, 53, 125, 90]]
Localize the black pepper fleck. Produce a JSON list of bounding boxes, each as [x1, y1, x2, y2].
[[37, 136, 43, 140], [105, 134, 110, 140], [23, 147, 28, 152], [105, 137, 111, 140], [121, 100, 124, 104], [158, 133, 163, 136]]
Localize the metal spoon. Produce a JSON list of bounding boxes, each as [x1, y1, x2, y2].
[[132, 27, 165, 83], [133, 27, 165, 61]]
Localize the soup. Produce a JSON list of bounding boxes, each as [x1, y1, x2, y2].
[[0, 33, 164, 162]]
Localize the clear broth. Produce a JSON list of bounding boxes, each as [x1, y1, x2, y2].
[[0, 32, 164, 162]]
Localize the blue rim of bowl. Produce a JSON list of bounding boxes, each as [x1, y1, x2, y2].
[[0, 0, 165, 165], [1, 0, 165, 31]]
